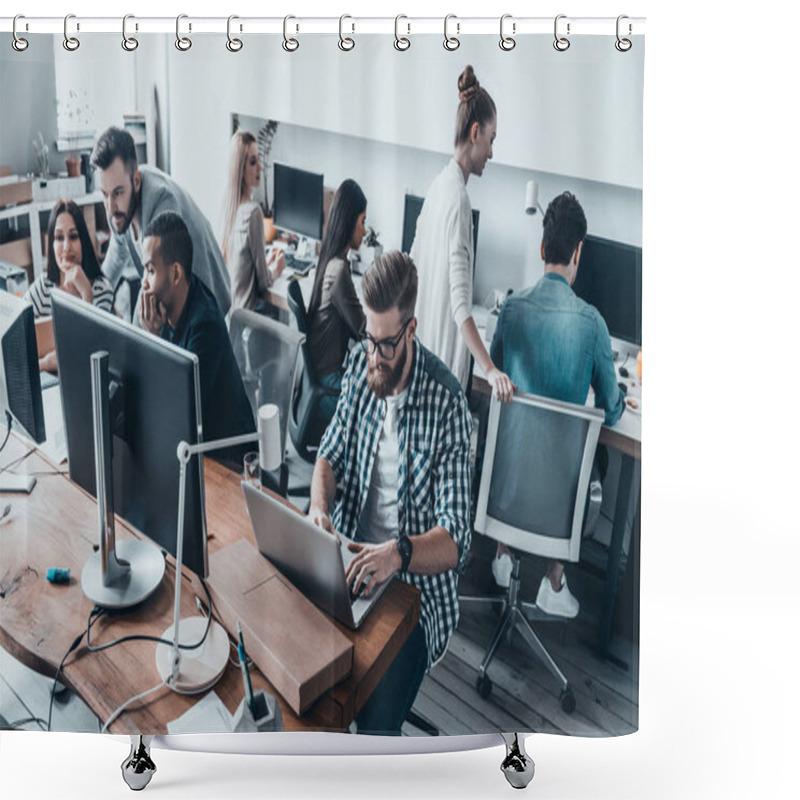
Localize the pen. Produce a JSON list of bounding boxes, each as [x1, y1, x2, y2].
[[237, 620, 256, 717]]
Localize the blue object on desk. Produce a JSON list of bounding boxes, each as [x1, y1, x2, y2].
[[46, 567, 70, 584]]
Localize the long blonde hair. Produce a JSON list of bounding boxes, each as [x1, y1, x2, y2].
[[221, 130, 257, 262]]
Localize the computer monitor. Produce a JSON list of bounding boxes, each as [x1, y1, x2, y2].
[[52, 291, 207, 604], [0, 291, 46, 445], [273, 163, 324, 241], [572, 234, 643, 347], [402, 193, 480, 286]]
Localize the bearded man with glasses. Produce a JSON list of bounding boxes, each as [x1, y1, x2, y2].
[[308, 250, 473, 735]]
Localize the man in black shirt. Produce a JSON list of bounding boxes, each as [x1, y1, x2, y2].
[[139, 211, 254, 461]]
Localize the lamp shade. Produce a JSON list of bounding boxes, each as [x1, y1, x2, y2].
[[525, 180, 539, 215], [258, 404, 282, 472]]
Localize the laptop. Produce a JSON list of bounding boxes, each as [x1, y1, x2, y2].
[[242, 482, 392, 630]]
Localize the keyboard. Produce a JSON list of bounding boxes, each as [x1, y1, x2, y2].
[[284, 254, 314, 276]]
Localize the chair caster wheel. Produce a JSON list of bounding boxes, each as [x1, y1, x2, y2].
[[476, 673, 493, 699], [560, 687, 576, 714], [500, 733, 535, 789], [121, 736, 156, 791]]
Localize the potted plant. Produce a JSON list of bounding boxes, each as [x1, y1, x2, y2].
[[360, 227, 383, 268], [32, 132, 50, 179], [257, 119, 279, 243]]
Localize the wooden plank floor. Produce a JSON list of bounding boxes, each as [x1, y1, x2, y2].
[[404, 531, 639, 738]]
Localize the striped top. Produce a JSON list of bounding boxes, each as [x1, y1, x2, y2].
[[318, 340, 473, 668], [24, 273, 114, 319]]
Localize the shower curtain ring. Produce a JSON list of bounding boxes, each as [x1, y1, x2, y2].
[[176, 14, 192, 51], [227, 15, 243, 52], [339, 15, 355, 51], [64, 13, 80, 51], [394, 15, 410, 51], [122, 15, 139, 51], [12, 15, 29, 52], [444, 14, 460, 51], [283, 15, 299, 52], [499, 14, 516, 51], [615, 15, 632, 51], [554, 14, 570, 51]]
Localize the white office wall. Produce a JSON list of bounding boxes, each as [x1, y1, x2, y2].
[[0, 36, 61, 176], [52, 36, 135, 142], [234, 117, 641, 301], [169, 33, 642, 301]]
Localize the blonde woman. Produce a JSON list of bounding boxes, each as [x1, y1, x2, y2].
[[220, 130, 285, 313]]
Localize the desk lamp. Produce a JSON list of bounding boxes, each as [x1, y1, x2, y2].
[[154, 403, 283, 695], [525, 179, 545, 217]]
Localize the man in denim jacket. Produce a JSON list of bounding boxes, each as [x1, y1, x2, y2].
[[489, 191, 625, 617]]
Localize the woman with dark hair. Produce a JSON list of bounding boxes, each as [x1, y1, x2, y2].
[[24, 198, 113, 371], [410, 65, 514, 401], [305, 178, 368, 424]]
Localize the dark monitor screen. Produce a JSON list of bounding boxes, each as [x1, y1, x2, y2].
[[273, 163, 324, 241], [0, 292, 45, 444], [572, 235, 642, 347], [52, 292, 208, 578], [402, 194, 480, 286]]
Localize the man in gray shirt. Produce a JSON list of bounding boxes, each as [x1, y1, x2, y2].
[[91, 127, 231, 320]]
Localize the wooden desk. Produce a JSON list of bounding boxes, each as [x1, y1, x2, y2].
[[0, 436, 419, 734]]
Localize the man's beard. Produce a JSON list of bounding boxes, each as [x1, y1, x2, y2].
[[367, 339, 407, 400], [112, 179, 138, 234]]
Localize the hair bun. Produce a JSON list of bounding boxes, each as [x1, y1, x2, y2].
[[458, 65, 480, 102]]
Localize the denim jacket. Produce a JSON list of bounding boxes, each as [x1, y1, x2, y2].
[[490, 273, 624, 426]]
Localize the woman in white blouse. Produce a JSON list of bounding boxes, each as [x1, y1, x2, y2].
[[410, 65, 514, 403], [221, 130, 285, 313], [24, 198, 113, 372]]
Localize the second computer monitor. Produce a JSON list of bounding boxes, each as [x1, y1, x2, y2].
[[402, 193, 480, 285], [572, 234, 642, 348], [0, 292, 45, 444], [273, 163, 324, 242]]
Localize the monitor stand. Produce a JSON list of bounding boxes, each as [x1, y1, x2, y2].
[[81, 351, 164, 609]]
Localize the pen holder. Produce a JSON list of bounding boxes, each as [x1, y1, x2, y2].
[[231, 689, 283, 733]]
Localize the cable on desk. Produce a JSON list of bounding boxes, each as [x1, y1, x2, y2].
[[1, 716, 48, 731], [0, 446, 36, 475], [47, 609, 102, 731], [0, 411, 12, 454], [100, 679, 168, 734], [85, 574, 214, 653]]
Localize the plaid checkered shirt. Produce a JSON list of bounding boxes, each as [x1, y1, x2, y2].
[[317, 339, 473, 668]]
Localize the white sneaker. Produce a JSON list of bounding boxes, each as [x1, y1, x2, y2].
[[536, 573, 580, 618], [491, 552, 514, 589]]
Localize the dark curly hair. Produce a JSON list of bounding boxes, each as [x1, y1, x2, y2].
[[542, 192, 588, 266]]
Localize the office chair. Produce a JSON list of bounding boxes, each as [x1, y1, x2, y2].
[[285, 279, 341, 463], [228, 308, 304, 486], [460, 392, 604, 714]]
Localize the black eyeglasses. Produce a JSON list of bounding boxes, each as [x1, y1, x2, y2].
[[360, 317, 412, 360]]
